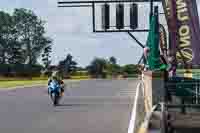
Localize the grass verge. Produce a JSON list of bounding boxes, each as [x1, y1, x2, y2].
[[0, 78, 86, 90], [0, 80, 47, 89]]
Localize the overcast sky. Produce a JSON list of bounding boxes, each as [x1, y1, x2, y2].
[[0, 0, 200, 67]]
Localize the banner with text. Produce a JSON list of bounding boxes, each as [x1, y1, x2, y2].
[[162, 0, 200, 67]]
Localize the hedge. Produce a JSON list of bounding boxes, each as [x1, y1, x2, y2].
[[0, 64, 43, 77]]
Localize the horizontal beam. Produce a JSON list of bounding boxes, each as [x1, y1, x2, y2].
[[58, 0, 161, 4], [94, 29, 149, 33], [109, 26, 136, 28], [58, 5, 92, 7]]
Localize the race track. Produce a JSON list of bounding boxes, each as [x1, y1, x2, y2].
[[0, 79, 139, 133]]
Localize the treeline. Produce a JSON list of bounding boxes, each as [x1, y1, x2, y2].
[[86, 56, 140, 78], [54, 55, 140, 79], [87, 56, 140, 78], [0, 9, 52, 77]]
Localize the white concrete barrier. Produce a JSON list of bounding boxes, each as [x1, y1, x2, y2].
[[127, 81, 159, 133], [128, 82, 141, 133]]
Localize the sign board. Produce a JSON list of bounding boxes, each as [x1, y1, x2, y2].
[[162, 0, 200, 67]]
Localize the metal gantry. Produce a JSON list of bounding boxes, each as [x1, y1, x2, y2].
[[57, 0, 162, 64], [58, 0, 162, 33]]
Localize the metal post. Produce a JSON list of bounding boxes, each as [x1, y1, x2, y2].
[[181, 99, 186, 114], [150, 0, 153, 20], [92, 3, 95, 32], [127, 32, 145, 48]]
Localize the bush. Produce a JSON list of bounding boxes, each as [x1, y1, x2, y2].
[[71, 70, 89, 76], [122, 64, 140, 75], [0, 64, 10, 76], [70, 75, 90, 79], [0, 64, 43, 77]]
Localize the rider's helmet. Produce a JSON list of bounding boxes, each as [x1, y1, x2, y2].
[[51, 71, 59, 80], [51, 71, 63, 81]]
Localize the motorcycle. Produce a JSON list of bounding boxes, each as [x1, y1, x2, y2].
[[48, 80, 62, 106]]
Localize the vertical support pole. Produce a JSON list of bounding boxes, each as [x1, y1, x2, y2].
[[92, 3, 95, 32], [170, 0, 178, 76], [161, 103, 167, 133], [198, 79, 200, 104], [150, 0, 153, 20], [181, 99, 186, 114], [154, 6, 159, 34], [196, 79, 198, 104]]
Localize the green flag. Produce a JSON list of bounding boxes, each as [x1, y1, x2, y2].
[[146, 12, 167, 71]]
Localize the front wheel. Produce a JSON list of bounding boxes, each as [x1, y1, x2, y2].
[[53, 96, 58, 106], [50, 93, 59, 106]]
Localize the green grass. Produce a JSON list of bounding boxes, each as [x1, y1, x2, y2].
[[0, 77, 48, 81], [70, 75, 91, 79], [0, 74, 133, 90], [0, 76, 88, 90], [0, 80, 47, 90]]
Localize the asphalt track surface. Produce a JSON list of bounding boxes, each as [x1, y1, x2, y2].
[[0, 79, 139, 133]]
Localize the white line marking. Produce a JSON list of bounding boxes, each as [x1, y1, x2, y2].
[[128, 82, 141, 133]]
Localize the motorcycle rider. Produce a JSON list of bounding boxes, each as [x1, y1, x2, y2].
[[48, 71, 65, 96]]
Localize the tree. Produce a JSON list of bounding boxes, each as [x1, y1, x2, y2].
[[7, 40, 25, 64], [0, 10, 25, 76], [58, 54, 77, 78], [122, 64, 139, 76], [0, 9, 53, 77], [0, 11, 15, 64], [87, 57, 108, 78], [107, 56, 121, 77], [109, 56, 117, 65], [13, 8, 50, 65], [107, 64, 121, 77], [42, 43, 52, 70]]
